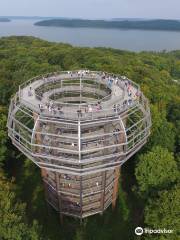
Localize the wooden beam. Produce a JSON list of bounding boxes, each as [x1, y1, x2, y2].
[[112, 167, 120, 210]]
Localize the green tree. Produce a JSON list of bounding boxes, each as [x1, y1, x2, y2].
[[167, 98, 180, 153], [135, 146, 178, 196], [144, 185, 180, 240], [0, 171, 43, 240], [0, 109, 8, 167], [148, 105, 175, 152], [74, 228, 86, 240]]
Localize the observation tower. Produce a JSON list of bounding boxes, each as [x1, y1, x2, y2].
[[7, 70, 151, 219]]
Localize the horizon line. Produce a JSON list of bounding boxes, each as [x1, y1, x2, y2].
[[0, 16, 180, 21]]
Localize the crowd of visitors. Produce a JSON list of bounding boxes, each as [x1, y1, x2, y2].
[[25, 71, 140, 119]]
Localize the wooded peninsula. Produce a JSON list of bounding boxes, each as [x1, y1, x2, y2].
[[0, 18, 11, 22], [35, 19, 180, 31]]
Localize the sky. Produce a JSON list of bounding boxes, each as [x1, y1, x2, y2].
[[0, 0, 180, 20]]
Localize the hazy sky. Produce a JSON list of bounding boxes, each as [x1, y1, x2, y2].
[[0, 0, 179, 19]]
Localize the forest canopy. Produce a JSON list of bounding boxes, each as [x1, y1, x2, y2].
[[0, 36, 179, 240]]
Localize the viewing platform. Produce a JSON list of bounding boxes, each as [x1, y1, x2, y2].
[[7, 70, 151, 219], [18, 70, 141, 121]]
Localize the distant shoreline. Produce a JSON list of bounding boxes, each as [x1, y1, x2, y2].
[[34, 19, 180, 31], [0, 18, 11, 22]]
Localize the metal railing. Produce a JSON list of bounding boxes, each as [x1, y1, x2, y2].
[[18, 70, 140, 118]]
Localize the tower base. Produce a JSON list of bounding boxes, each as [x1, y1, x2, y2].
[[41, 167, 120, 219]]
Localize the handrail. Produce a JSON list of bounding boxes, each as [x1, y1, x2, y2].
[[19, 70, 140, 92], [17, 70, 144, 120]]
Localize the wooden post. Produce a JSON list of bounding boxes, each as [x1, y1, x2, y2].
[[112, 167, 120, 210], [55, 172, 63, 225], [100, 171, 106, 213]]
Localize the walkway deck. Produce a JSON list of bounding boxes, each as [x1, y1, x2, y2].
[[19, 71, 139, 121]]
